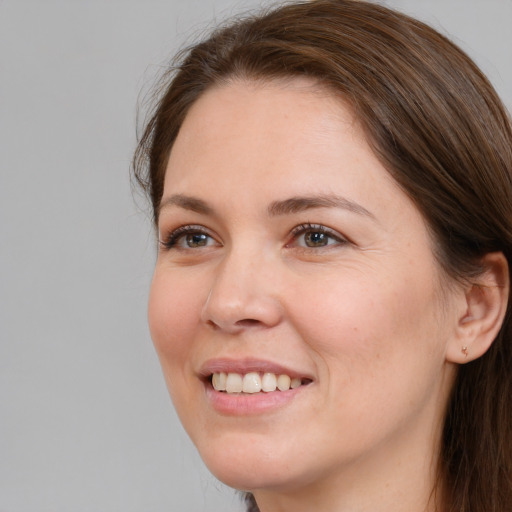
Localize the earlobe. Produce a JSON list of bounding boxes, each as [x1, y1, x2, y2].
[[446, 252, 509, 364]]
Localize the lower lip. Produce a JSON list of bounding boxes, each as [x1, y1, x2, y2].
[[204, 382, 307, 415]]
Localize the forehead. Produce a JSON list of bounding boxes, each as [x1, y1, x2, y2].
[[164, 78, 374, 193]]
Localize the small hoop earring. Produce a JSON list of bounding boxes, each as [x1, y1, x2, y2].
[[461, 346, 469, 357]]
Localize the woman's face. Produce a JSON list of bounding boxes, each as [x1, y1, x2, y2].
[[149, 79, 461, 496]]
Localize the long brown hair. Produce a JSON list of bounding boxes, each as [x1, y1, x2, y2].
[[133, 1, 512, 510]]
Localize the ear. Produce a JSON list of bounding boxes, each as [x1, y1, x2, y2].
[[446, 252, 509, 364]]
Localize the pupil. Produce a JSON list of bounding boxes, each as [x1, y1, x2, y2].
[[187, 233, 207, 247], [305, 231, 327, 247]]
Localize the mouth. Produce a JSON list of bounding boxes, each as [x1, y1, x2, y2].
[[199, 358, 314, 414], [210, 371, 313, 394]]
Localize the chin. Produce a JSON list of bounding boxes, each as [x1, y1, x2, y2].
[[204, 461, 271, 491], [192, 431, 294, 490], [204, 460, 305, 494], [193, 429, 324, 494]]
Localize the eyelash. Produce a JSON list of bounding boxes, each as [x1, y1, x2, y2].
[[288, 223, 348, 249], [159, 223, 348, 251], [159, 225, 215, 250]]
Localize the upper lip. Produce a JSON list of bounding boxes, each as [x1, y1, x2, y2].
[[199, 357, 314, 380]]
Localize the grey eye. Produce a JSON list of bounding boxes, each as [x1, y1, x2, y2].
[[304, 231, 329, 247], [186, 233, 209, 247], [289, 223, 348, 250]]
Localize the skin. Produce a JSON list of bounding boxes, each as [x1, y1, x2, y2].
[[148, 79, 470, 512]]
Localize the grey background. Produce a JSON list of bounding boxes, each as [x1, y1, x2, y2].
[[1, 1, 510, 511]]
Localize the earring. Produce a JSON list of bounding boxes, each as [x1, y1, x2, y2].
[[461, 346, 469, 357]]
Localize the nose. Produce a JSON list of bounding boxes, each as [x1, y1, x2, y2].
[[200, 248, 283, 333]]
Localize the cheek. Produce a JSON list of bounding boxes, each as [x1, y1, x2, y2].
[[291, 274, 451, 459], [147, 268, 212, 434], [289, 264, 445, 392], [147, 269, 203, 374]]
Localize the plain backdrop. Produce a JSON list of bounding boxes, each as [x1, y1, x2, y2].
[[1, 1, 511, 511]]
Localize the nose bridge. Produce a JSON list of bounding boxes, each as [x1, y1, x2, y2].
[[200, 240, 282, 332]]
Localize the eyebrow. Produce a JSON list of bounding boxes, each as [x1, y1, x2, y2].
[[158, 194, 213, 216], [267, 195, 376, 219], [158, 193, 375, 220]]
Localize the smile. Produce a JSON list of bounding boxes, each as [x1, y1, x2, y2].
[[201, 360, 314, 414], [211, 371, 311, 394]]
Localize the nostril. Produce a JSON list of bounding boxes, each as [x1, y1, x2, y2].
[[204, 317, 262, 333], [206, 320, 220, 330], [235, 319, 261, 327]]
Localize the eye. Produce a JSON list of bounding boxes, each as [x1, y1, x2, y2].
[[288, 223, 347, 249], [159, 225, 219, 250]]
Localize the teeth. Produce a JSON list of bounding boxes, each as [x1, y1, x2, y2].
[[242, 372, 261, 393], [212, 372, 227, 391], [225, 373, 243, 393], [277, 374, 291, 391], [291, 377, 301, 389], [212, 371, 306, 394], [261, 372, 277, 392]]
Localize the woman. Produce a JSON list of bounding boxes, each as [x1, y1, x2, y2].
[[133, 1, 512, 510]]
